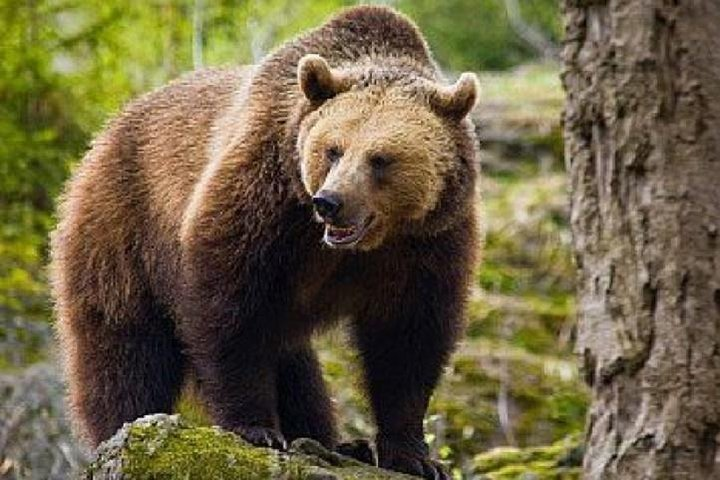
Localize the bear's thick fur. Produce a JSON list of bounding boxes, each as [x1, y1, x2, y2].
[[50, 6, 478, 479]]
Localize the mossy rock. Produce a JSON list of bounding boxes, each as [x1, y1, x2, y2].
[[83, 414, 415, 479]]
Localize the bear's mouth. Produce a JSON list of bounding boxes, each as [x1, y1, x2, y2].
[[323, 215, 375, 248]]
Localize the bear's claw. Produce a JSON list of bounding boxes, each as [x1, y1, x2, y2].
[[381, 452, 450, 480], [335, 439, 376, 466], [377, 437, 450, 480], [234, 425, 287, 451], [380, 455, 452, 480]]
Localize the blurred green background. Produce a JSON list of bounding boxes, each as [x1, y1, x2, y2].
[[0, 1, 585, 479]]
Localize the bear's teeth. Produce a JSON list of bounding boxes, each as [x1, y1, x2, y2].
[[328, 225, 356, 240]]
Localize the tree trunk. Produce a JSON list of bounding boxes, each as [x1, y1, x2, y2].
[[562, 1, 720, 479]]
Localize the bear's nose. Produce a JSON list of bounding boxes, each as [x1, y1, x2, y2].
[[312, 190, 343, 221]]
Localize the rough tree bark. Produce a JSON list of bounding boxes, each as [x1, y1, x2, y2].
[[562, 1, 720, 479]]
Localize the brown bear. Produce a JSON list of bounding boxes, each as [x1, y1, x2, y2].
[[50, 6, 479, 479]]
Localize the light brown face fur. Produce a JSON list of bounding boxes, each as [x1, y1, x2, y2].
[[296, 56, 478, 251], [299, 88, 454, 250]]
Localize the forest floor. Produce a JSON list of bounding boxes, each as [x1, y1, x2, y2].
[[0, 62, 585, 480]]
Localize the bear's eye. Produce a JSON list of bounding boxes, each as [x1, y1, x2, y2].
[[325, 146, 343, 164], [369, 154, 393, 170]]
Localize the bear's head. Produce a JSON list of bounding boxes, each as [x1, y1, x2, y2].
[[296, 54, 478, 251]]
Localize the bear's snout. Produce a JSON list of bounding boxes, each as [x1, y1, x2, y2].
[[312, 190, 343, 221]]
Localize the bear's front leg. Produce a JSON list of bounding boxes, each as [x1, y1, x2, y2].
[[180, 228, 289, 450], [179, 155, 300, 450], [187, 328, 287, 450], [353, 269, 465, 480]]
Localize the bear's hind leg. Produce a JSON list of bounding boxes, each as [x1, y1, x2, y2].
[[277, 344, 338, 449], [61, 307, 185, 447]]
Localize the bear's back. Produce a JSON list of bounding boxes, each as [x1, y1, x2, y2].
[[70, 66, 249, 232], [129, 66, 251, 231]]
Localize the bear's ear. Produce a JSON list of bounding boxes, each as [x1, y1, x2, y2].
[[298, 54, 349, 102], [429, 73, 479, 120]]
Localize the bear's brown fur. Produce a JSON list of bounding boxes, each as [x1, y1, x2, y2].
[[50, 6, 479, 479]]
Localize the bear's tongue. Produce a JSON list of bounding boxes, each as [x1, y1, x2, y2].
[[327, 224, 356, 241]]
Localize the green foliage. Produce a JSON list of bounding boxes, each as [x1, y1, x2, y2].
[[1, 0, 82, 322], [400, 0, 561, 70], [473, 434, 582, 479]]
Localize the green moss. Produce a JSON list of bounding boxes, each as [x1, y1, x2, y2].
[[174, 384, 212, 427], [426, 338, 587, 468], [473, 436, 582, 480], [121, 423, 275, 479], [477, 261, 521, 293]]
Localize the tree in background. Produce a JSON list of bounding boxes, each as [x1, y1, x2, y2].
[[563, 1, 720, 478]]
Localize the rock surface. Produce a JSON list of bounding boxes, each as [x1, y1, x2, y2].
[[83, 414, 415, 480], [0, 364, 89, 480]]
